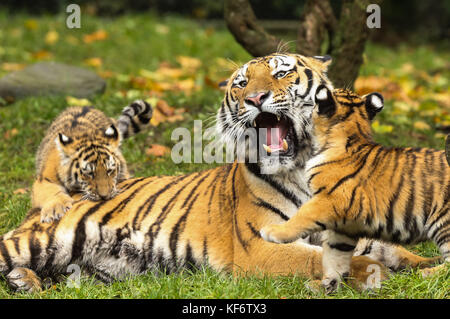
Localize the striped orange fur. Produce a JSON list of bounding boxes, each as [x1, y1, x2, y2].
[[0, 54, 438, 293], [261, 86, 449, 293]]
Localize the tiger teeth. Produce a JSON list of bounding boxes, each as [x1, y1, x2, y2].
[[253, 120, 256, 127], [282, 139, 288, 151], [263, 144, 272, 153], [276, 115, 281, 121]]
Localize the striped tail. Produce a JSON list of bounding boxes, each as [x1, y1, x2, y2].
[[117, 100, 153, 139]]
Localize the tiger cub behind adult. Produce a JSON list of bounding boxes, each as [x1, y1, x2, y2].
[[33, 100, 152, 223], [261, 86, 449, 292]]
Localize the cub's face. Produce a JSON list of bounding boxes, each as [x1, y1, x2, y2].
[[56, 124, 122, 200], [216, 53, 333, 174], [312, 86, 384, 144]]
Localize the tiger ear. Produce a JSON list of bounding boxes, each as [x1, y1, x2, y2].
[[58, 133, 73, 146], [104, 124, 119, 140], [315, 85, 336, 118], [311, 55, 332, 72], [364, 92, 384, 120]]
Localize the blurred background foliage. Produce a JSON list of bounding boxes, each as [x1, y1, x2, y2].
[[2, 0, 449, 42]]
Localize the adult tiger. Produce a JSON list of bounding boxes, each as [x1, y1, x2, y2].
[[0, 53, 438, 292]]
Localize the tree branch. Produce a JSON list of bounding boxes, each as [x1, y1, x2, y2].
[[296, 0, 337, 56], [224, 0, 282, 57], [328, 0, 376, 88]]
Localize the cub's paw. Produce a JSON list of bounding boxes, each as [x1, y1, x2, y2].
[[421, 264, 448, 278], [6, 267, 42, 293], [321, 276, 341, 294], [260, 224, 290, 244], [40, 196, 74, 223]]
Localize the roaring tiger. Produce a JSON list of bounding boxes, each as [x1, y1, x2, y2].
[[261, 86, 449, 293], [32, 100, 152, 223], [0, 53, 438, 293]]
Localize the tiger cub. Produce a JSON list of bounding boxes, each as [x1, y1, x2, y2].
[[261, 86, 449, 292], [33, 100, 152, 223]]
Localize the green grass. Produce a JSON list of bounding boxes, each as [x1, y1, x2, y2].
[[0, 12, 449, 298]]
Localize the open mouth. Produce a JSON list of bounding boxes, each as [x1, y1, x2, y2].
[[251, 112, 297, 157]]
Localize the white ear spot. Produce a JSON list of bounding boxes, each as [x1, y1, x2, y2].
[[316, 88, 328, 101], [370, 95, 383, 110], [60, 134, 70, 143], [105, 126, 115, 136]]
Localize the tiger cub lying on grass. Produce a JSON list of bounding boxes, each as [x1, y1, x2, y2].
[[261, 86, 449, 293], [32, 100, 152, 223]]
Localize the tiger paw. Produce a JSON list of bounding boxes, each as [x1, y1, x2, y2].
[[420, 264, 447, 278], [260, 224, 291, 244], [40, 196, 74, 223], [6, 267, 42, 293], [321, 276, 341, 294]]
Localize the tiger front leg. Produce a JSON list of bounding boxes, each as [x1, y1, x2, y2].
[[321, 230, 358, 294], [32, 179, 74, 223], [6, 267, 42, 293], [260, 196, 335, 244]]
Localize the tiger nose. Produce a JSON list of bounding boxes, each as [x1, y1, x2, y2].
[[245, 91, 269, 108]]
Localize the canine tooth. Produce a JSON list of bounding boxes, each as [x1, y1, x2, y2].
[[282, 139, 288, 151], [276, 115, 281, 121], [263, 144, 272, 153], [253, 120, 256, 127]]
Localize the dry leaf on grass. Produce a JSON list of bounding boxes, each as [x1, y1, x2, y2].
[[150, 100, 186, 126], [32, 50, 53, 60], [84, 57, 103, 68], [13, 188, 29, 195], [45, 30, 59, 45], [66, 96, 92, 107], [1, 63, 26, 72], [4, 128, 19, 139], [83, 30, 108, 43], [145, 144, 171, 157], [413, 121, 431, 131]]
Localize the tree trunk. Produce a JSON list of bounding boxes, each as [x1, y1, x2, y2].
[[224, 0, 379, 88], [224, 0, 281, 57], [327, 0, 372, 88]]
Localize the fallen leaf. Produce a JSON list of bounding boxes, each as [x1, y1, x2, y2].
[[176, 55, 202, 71], [4, 128, 19, 139], [98, 70, 115, 79], [413, 121, 431, 131], [156, 99, 175, 116], [13, 188, 28, 195], [145, 144, 170, 157], [150, 108, 166, 126], [1, 63, 26, 72], [84, 57, 102, 68], [45, 30, 59, 45], [83, 30, 108, 43], [66, 96, 92, 106], [32, 50, 53, 60]]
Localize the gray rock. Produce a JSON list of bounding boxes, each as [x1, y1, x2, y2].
[[0, 62, 106, 103]]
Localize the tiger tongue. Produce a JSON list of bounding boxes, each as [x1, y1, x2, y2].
[[266, 127, 286, 151]]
